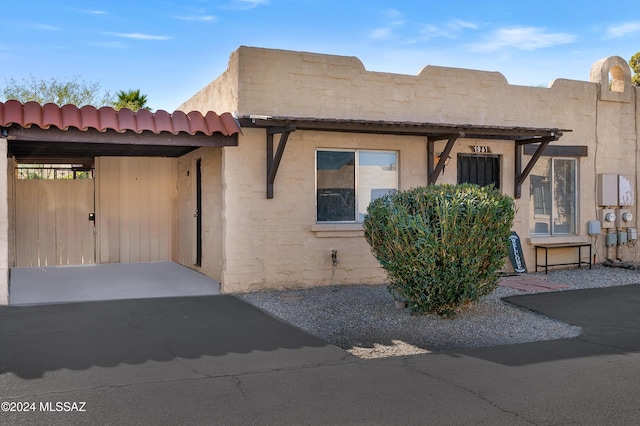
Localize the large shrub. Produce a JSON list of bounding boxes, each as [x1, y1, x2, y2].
[[363, 184, 515, 316]]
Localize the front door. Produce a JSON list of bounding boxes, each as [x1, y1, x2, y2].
[[194, 158, 203, 266], [15, 175, 95, 267]]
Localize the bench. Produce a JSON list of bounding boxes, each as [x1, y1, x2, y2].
[[534, 242, 592, 274]]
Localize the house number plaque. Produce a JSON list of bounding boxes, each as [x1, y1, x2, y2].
[[472, 146, 491, 153]]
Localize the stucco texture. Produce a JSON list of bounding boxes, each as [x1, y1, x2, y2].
[[180, 47, 639, 293]]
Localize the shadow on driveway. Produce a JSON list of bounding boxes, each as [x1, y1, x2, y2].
[[3, 285, 639, 380], [0, 295, 348, 379], [466, 284, 640, 366]]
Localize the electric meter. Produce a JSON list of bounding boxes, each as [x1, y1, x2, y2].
[[622, 212, 633, 222], [600, 209, 617, 228]]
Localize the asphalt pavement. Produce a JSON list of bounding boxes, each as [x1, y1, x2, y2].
[[1, 285, 640, 425]]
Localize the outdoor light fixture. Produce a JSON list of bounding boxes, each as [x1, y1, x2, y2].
[[435, 152, 452, 171]]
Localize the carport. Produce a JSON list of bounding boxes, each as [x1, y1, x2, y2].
[[0, 100, 241, 305]]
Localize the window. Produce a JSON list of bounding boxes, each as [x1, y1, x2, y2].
[[529, 158, 577, 235], [316, 150, 398, 222], [457, 154, 500, 188], [16, 164, 94, 180]]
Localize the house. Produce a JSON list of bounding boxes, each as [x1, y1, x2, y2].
[[0, 46, 638, 304], [179, 47, 638, 292]]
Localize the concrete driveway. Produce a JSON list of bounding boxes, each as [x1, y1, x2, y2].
[[9, 262, 220, 305], [1, 285, 639, 425]]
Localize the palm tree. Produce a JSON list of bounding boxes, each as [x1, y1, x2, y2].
[[114, 89, 151, 111]]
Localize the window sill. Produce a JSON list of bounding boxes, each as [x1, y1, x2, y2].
[[527, 236, 589, 245], [310, 223, 364, 238]]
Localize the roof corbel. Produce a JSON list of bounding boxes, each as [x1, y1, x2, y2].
[[514, 135, 559, 198], [427, 133, 464, 184], [266, 125, 296, 198]]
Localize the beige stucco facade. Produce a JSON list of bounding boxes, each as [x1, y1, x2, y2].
[[0, 139, 8, 305], [178, 46, 639, 293], [176, 147, 224, 281], [1, 46, 638, 303]]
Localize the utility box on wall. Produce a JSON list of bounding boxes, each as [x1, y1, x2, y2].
[[587, 220, 601, 235], [597, 174, 618, 206], [618, 175, 635, 206], [597, 174, 636, 207]]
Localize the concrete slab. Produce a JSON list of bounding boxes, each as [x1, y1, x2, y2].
[[8, 262, 220, 305], [499, 274, 570, 292]]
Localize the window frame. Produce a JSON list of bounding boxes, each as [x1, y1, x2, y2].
[[529, 156, 578, 237], [315, 148, 398, 224]]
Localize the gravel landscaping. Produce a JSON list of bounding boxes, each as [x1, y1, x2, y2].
[[239, 266, 640, 359]]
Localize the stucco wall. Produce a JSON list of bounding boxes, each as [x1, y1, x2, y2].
[[0, 140, 8, 305], [219, 129, 534, 292], [220, 128, 431, 292], [222, 47, 597, 129], [179, 51, 240, 115], [184, 46, 639, 292], [176, 147, 224, 281], [7, 155, 14, 269]]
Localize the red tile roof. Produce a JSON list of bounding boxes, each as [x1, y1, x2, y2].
[[0, 100, 241, 136]]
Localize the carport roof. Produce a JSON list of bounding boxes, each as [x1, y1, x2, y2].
[[1, 100, 241, 161]]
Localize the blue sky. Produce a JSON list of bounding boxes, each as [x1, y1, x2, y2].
[[1, 1, 638, 111]]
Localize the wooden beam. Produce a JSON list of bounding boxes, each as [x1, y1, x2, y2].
[[7, 125, 238, 147], [266, 126, 295, 198], [8, 140, 201, 159], [427, 133, 462, 184], [523, 144, 588, 157], [239, 117, 569, 140], [427, 138, 435, 185], [514, 136, 557, 198]]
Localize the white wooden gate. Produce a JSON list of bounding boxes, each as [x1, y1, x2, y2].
[[15, 179, 95, 266]]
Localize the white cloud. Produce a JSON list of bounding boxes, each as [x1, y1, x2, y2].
[[368, 13, 479, 44], [449, 19, 479, 31], [111, 32, 172, 41], [368, 10, 406, 41], [31, 23, 60, 31], [69, 8, 107, 15], [370, 28, 394, 40], [605, 22, 640, 39], [176, 15, 217, 22], [229, 0, 268, 10], [417, 20, 479, 41], [418, 24, 444, 39], [91, 41, 128, 49], [469, 26, 576, 52], [383, 9, 404, 26]]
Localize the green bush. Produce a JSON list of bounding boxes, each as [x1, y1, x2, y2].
[[363, 184, 515, 316]]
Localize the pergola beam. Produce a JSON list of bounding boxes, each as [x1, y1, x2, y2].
[[266, 126, 296, 199], [241, 117, 569, 199], [514, 135, 558, 198], [427, 133, 464, 184]]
